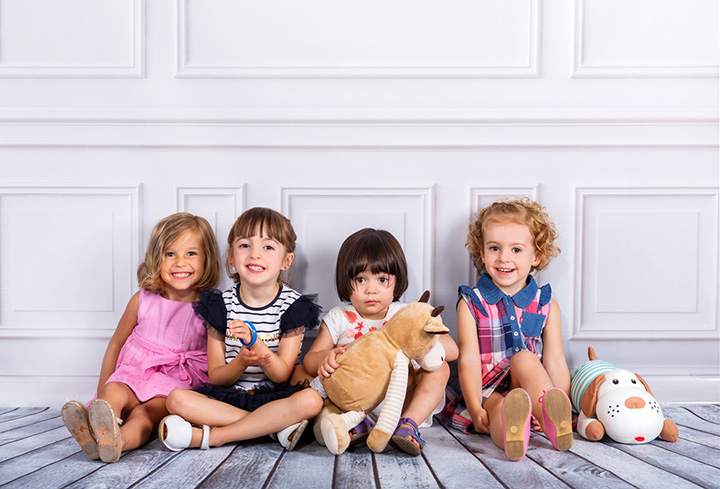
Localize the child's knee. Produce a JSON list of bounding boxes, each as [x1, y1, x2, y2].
[[166, 388, 191, 414], [300, 389, 324, 416]]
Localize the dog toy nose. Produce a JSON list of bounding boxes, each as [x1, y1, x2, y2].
[[624, 396, 646, 409]]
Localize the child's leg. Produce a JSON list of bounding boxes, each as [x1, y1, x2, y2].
[[483, 391, 507, 449], [507, 351, 554, 432], [98, 381, 142, 419], [166, 388, 249, 427], [394, 362, 450, 452], [208, 389, 323, 447], [120, 397, 168, 451]]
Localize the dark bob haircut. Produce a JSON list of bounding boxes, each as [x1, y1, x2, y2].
[[335, 228, 408, 302]]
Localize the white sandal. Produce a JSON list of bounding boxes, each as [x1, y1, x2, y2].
[[159, 415, 210, 451], [273, 419, 308, 451]]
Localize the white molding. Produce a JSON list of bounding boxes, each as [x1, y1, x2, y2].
[[0, 109, 716, 150], [572, 186, 719, 340], [175, 0, 539, 79], [0, 0, 145, 78], [573, 0, 719, 78]]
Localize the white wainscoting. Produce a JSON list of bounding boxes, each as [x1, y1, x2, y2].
[[0, 0, 717, 406]]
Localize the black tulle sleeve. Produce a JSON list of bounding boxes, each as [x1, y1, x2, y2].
[[194, 288, 228, 336], [279, 294, 321, 334]]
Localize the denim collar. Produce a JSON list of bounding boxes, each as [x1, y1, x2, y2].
[[476, 272, 538, 309]]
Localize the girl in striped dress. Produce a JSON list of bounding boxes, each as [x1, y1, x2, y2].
[[160, 207, 322, 452], [441, 198, 573, 461]]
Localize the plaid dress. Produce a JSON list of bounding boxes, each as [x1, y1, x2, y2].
[[440, 273, 551, 433]]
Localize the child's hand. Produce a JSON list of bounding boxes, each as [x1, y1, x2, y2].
[[227, 319, 254, 345], [236, 348, 272, 367], [318, 346, 345, 379], [470, 406, 490, 434]]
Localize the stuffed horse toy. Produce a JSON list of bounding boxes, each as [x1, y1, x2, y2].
[[316, 291, 448, 455], [570, 346, 678, 444]]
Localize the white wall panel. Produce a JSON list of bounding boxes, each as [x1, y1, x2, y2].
[[574, 0, 719, 77], [0, 0, 144, 77], [283, 187, 433, 310], [0, 186, 140, 337], [574, 188, 718, 339], [178, 0, 538, 77]]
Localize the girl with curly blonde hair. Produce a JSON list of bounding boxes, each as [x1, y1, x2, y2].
[[442, 198, 572, 462]]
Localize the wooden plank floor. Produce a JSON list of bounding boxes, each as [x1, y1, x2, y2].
[[0, 405, 718, 488]]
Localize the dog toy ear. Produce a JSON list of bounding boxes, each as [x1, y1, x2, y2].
[[581, 374, 606, 417], [634, 373, 654, 397]]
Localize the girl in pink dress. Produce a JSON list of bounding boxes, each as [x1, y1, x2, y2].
[[61, 213, 221, 463]]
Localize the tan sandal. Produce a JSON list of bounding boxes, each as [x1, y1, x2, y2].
[[61, 400, 99, 460], [88, 399, 122, 463]]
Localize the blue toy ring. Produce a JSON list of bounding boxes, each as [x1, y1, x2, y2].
[[239, 321, 257, 347]]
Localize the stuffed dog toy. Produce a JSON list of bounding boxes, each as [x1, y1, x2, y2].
[[317, 291, 448, 455], [570, 346, 678, 444]]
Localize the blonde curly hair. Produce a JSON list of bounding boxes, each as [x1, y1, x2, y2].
[[466, 197, 560, 273]]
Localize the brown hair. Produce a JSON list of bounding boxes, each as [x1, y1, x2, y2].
[[226, 207, 297, 284], [137, 213, 221, 294], [466, 198, 560, 273], [335, 228, 408, 302]]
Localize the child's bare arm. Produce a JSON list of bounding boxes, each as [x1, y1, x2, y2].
[[541, 299, 570, 395], [438, 333, 459, 363], [255, 327, 304, 383], [302, 322, 341, 377], [456, 300, 490, 433], [97, 292, 140, 394]]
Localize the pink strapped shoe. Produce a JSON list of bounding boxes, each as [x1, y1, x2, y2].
[[502, 388, 532, 461], [539, 387, 573, 451]]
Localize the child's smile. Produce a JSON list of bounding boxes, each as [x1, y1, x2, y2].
[[482, 221, 541, 296], [160, 230, 206, 302]]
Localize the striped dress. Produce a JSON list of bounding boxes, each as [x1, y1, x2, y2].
[[441, 273, 551, 433], [194, 284, 319, 410]]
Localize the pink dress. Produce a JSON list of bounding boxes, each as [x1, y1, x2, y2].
[[105, 289, 209, 402]]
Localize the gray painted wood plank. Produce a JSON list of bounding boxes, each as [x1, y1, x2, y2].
[[650, 433, 720, 468], [63, 438, 180, 489], [664, 407, 720, 435], [0, 407, 52, 428], [445, 427, 570, 488], [421, 423, 504, 488], [0, 415, 64, 444], [0, 443, 102, 488], [204, 442, 281, 488], [373, 449, 440, 489], [132, 442, 236, 489], [265, 438, 336, 489], [0, 426, 70, 463], [682, 404, 720, 424], [327, 445, 376, 489], [607, 440, 720, 488], [550, 433, 704, 489], [678, 424, 720, 450], [0, 407, 21, 417], [199, 438, 287, 489]]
